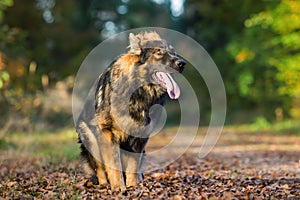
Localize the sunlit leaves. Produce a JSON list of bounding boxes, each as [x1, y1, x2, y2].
[[0, 70, 9, 89], [245, 11, 273, 29], [0, 0, 13, 22], [235, 49, 255, 63], [229, 0, 300, 118], [276, 55, 300, 98], [238, 71, 254, 97], [245, 0, 300, 34], [271, 32, 300, 50]]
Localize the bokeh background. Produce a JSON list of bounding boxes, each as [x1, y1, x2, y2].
[[1, 0, 300, 134]]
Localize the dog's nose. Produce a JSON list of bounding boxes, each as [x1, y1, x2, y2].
[[175, 59, 186, 68], [175, 59, 186, 72]]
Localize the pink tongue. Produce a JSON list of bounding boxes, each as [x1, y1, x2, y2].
[[156, 72, 180, 99]]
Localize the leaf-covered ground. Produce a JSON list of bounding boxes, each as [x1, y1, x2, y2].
[[0, 127, 300, 199]]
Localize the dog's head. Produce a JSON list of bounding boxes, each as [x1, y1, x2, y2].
[[128, 32, 186, 99]]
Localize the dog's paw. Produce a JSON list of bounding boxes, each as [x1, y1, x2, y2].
[[90, 174, 99, 185]]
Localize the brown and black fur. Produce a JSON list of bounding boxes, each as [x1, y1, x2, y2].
[[76, 32, 185, 189]]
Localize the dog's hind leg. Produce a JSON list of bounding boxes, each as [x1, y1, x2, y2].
[[81, 159, 98, 184]]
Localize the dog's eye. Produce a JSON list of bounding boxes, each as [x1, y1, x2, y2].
[[155, 49, 165, 55]]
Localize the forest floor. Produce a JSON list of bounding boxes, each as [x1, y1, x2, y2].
[[0, 124, 300, 199]]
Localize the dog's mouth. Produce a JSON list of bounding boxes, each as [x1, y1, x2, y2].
[[152, 71, 180, 99]]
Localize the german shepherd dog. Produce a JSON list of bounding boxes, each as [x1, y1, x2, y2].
[[76, 31, 185, 189]]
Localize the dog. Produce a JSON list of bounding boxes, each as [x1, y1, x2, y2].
[[76, 31, 186, 189]]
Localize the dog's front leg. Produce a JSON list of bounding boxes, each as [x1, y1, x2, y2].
[[95, 162, 108, 185], [99, 134, 125, 190], [137, 151, 146, 182], [124, 137, 148, 186], [123, 152, 139, 187]]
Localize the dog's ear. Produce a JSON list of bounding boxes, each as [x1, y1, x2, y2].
[[129, 33, 141, 55]]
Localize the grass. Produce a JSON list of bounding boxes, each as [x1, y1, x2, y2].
[[1, 119, 299, 164], [227, 119, 300, 135], [1, 128, 80, 163]]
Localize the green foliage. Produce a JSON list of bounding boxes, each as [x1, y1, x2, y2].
[[238, 70, 254, 97], [0, 0, 13, 22], [236, 119, 300, 135], [0, 138, 14, 149], [182, 0, 273, 123], [245, 0, 300, 100], [0, 70, 9, 89], [226, 0, 300, 119], [252, 116, 271, 130]]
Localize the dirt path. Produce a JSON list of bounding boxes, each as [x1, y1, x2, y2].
[[0, 130, 299, 199]]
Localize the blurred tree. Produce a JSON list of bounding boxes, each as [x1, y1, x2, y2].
[[3, 0, 175, 83], [0, 0, 181, 130], [3, 0, 99, 82], [227, 0, 300, 119], [0, 0, 13, 21], [88, 0, 174, 38], [0, 0, 14, 135], [0, 0, 104, 132], [181, 0, 266, 123], [1, 0, 298, 129], [0, 0, 13, 90]]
